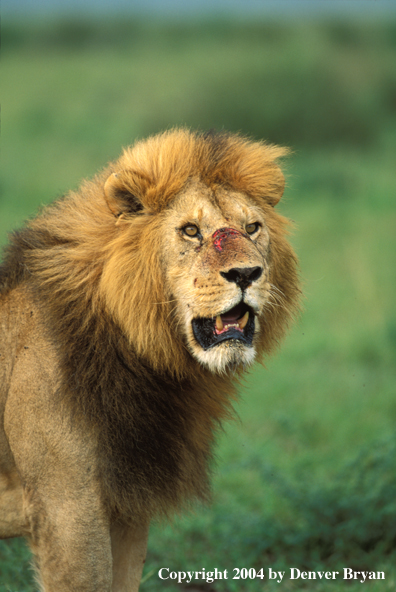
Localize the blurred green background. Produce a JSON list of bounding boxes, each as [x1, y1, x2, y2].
[[1, 9, 396, 592]]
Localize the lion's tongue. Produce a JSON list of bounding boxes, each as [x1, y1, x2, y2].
[[221, 310, 240, 323], [215, 304, 248, 335]]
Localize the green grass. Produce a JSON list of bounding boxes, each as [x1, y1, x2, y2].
[[1, 17, 396, 591]]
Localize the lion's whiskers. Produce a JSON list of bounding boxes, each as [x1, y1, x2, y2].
[[265, 284, 289, 313]]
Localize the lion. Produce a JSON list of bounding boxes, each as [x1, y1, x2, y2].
[[0, 129, 300, 591]]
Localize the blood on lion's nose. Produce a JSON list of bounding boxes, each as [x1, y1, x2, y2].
[[212, 227, 245, 252]]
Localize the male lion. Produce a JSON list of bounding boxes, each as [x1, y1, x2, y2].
[[0, 129, 299, 591]]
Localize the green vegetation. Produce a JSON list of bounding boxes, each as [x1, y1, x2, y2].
[[1, 17, 395, 591]]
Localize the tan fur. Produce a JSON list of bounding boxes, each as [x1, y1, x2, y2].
[[0, 129, 300, 591]]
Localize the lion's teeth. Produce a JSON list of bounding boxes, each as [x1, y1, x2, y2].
[[238, 311, 249, 330], [216, 316, 224, 331]]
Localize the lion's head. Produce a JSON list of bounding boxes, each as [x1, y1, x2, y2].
[[96, 129, 300, 376]]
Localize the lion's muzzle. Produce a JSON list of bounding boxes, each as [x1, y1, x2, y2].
[[190, 227, 265, 351]]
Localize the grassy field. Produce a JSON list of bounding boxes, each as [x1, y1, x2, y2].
[[1, 17, 396, 591]]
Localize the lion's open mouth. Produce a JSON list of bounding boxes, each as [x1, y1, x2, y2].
[[192, 302, 255, 350]]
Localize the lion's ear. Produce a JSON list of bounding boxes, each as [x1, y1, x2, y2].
[[104, 172, 144, 217], [265, 169, 286, 207]]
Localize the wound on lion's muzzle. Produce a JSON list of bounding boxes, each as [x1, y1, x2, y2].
[[212, 227, 245, 252]]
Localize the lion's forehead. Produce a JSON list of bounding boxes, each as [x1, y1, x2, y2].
[[168, 182, 265, 234]]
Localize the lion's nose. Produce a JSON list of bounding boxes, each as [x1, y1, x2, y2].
[[220, 266, 263, 291]]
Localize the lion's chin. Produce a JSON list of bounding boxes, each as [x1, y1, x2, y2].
[[190, 340, 256, 374]]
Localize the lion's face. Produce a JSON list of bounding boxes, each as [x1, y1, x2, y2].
[[99, 130, 299, 378], [162, 181, 272, 373]]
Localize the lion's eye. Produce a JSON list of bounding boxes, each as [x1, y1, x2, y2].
[[183, 225, 199, 237], [246, 222, 260, 235]]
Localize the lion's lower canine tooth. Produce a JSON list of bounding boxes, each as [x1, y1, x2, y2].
[[238, 311, 249, 330], [216, 316, 224, 331]]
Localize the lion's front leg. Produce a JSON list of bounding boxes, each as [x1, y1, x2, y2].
[[25, 485, 113, 592], [110, 520, 149, 592]]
